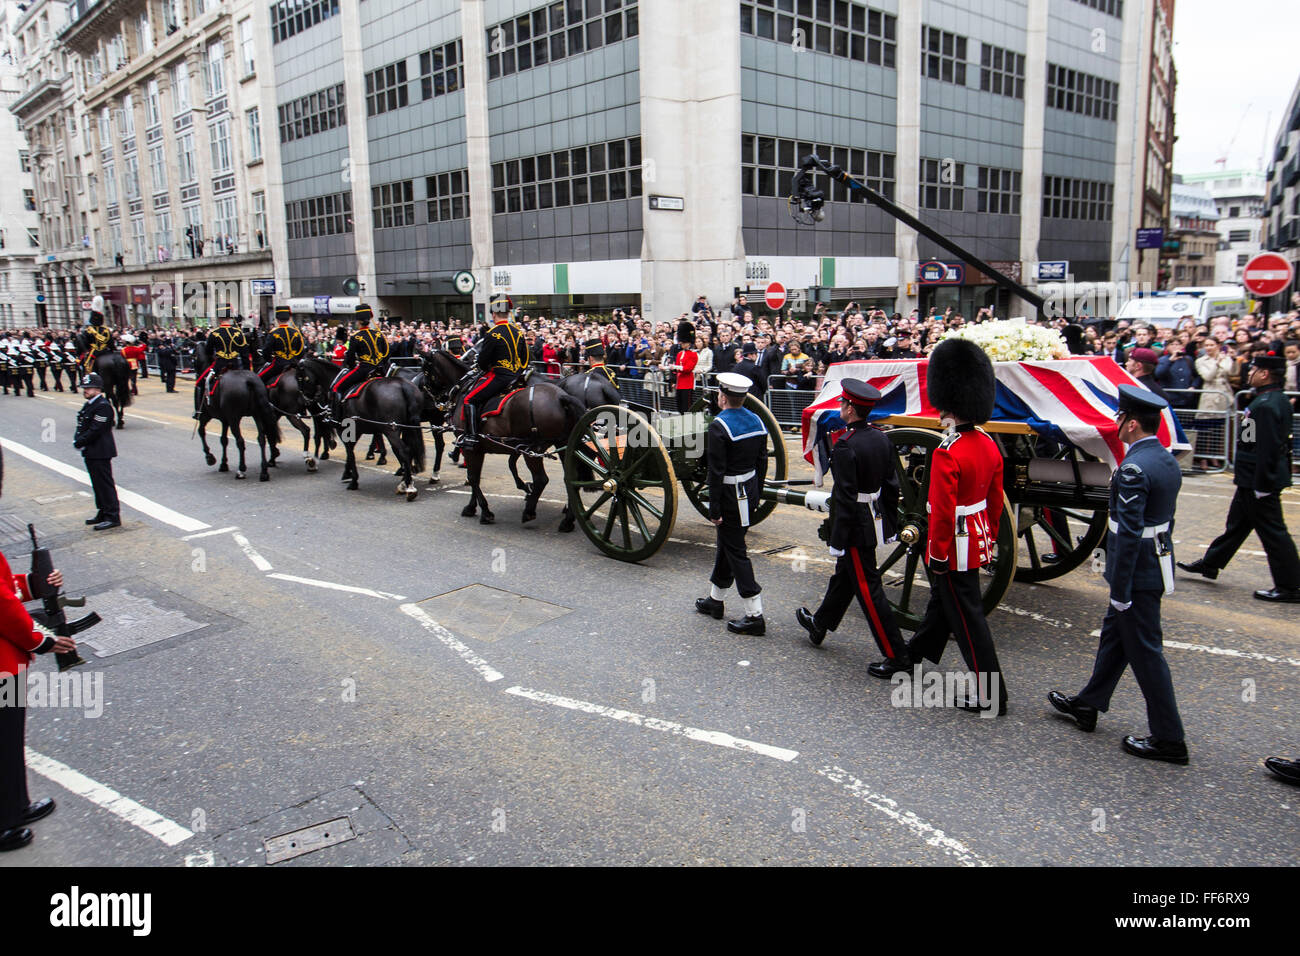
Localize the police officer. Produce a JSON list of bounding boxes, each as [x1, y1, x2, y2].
[[331, 304, 390, 408], [1179, 347, 1299, 602], [886, 337, 1009, 715], [74, 373, 121, 531], [733, 342, 766, 403], [460, 299, 528, 450], [695, 372, 768, 635], [1050, 385, 1187, 763], [258, 306, 306, 385], [796, 379, 909, 669], [193, 307, 253, 419]]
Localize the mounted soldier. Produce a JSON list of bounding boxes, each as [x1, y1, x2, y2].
[[193, 305, 253, 420], [77, 297, 117, 375], [459, 297, 529, 451], [258, 305, 306, 385], [330, 303, 390, 419], [583, 337, 618, 387]]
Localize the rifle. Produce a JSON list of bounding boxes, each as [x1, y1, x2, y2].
[[25, 525, 99, 672]]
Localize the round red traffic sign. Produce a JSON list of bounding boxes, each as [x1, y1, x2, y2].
[[765, 281, 787, 311], [1241, 252, 1294, 298]]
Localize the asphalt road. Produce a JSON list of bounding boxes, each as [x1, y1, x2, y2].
[[0, 376, 1297, 867]]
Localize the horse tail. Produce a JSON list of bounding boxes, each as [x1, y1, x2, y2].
[[251, 377, 282, 444], [403, 387, 426, 473]]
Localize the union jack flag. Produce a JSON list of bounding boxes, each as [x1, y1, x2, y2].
[[801, 357, 1191, 485]]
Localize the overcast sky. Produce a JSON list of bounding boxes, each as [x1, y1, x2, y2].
[[1171, 0, 1299, 174]]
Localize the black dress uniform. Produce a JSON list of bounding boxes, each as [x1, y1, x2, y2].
[[1052, 385, 1186, 761], [584, 338, 618, 387], [157, 338, 178, 391], [461, 311, 529, 447], [1184, 351, 1300, 601], [733, 344, 765, 402], [696, 373, 769, 635], [74, 375, 120, 530], [331, 305, 390, 398], [258, 307, 306, 384], [797, 380, 907, 661]]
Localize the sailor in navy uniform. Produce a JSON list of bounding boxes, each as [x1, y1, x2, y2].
[[1049, 384, 1188, 764], [796, 379, 908, 667], [695, 372, 768, 635]]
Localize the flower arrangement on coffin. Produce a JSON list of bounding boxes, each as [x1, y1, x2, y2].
[[939, 318, 1069, 362]]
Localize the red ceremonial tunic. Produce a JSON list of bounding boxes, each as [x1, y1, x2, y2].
[[0, 551, 43, 678], [674, 349, 698, 391], [925, 425, 1004, 573]]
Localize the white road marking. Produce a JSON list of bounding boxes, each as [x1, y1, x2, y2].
[[814, 765, 987, 867], [400, 603, 504, 683], [25, 748, 194, 847], [0, 437, 210, 533], [995, 604, 1072, 629], [231, 532, 273, 571], [1090, 629, 1300, 668], [183, 525, 240, 540], [268, 573, 405, 601], [503, 685, 799, 762]]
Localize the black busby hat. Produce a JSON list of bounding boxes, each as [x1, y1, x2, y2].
[[354, 303, 373, 324], [335, 325, 348, 343], [216, 303, 233, 321], [926, 337, 996, 424], [275, 305, 293, 322], [677, 320, 695, 344], [584, 337, 605, 360]]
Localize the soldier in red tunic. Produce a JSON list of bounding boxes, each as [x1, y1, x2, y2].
[[874, 337, 1009, 715]]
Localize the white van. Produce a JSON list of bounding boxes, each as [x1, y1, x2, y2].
[[1116, 286, 1252, 327]]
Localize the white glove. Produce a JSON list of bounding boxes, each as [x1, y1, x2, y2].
[[1110, 599, 1132, 612], [828, 546, 845, 558], [1254, 490, 1272, 499]]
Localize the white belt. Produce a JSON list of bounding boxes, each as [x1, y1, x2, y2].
[[723, 470, 755, 526], [955, 502, 987, 517], [857, 491, 886, 546], [1107, 519, 1175, 594]]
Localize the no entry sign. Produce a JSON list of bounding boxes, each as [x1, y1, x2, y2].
[[1242, 252, 1294, 298], [765, 281, 787, 311]]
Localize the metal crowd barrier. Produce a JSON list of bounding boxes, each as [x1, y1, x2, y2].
[[1231, 389, 1300, 469], [1165, 388, 1233, 474], [765, 376, 822, 428]]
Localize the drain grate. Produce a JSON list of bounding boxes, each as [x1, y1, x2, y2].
[[417, 584, 571, 643], [264, 817, 356, 864]]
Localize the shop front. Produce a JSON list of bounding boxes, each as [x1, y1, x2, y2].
[[916, 260, 1024, 318], [740, 256, 900, 319], [490, 260, 643, 324]]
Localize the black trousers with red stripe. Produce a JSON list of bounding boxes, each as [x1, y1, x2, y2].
[[813, 546, 906, 660], [907, 568, 1007, 706], [0, 685, 30, 830]]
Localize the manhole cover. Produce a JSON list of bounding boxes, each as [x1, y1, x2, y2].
[[80, 588, 208, 658], [418, 584, 570, 643]]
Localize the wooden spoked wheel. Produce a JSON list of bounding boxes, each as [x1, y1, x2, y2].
[[680, 393, 789, 526], [562, 405, 678, 562], [878, 428, 1018, 631]]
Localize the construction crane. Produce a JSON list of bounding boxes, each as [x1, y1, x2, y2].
[[1215, 102, 1253, 168]]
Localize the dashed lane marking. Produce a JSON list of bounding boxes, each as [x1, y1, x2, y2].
[[1089, 630, 1300, 668], [503, 685, 800, 762], [0, 437, 210, 533], [25, 748, 194, 847], [183, 525, 240, 540], [400, 603, 505, 683], [269, 573, 406, 601], [814, 765, 988, 867], [232, 532, 273, 572]]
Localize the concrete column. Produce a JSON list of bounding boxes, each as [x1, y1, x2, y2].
[[186, 47, 215, 255], [1111, 0, 1148, 291], [461, 0, 495, 316], [637, 0, 742, 323], [251, 0, 289, 296], [339, 0, 376, 304], [892, 0, 922, 313], [1015, 0, 1049, 321]]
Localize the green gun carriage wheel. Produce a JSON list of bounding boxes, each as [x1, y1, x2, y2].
[[679, 393, 789, 526]]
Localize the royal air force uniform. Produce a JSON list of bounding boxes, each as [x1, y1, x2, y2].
[[74, 373, 120, 530], [695, 373, 768, 635], [1051, 385, 1187, 763], [797, 380, 907, 663], [1184, 348, 1300, 602], [258, 306, 306, 385], [461, 303, 529, 448]]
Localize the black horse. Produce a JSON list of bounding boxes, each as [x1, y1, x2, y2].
[[298, 356, 426, 500], [421, 350, 583, 525], [193, 343, 281, 481], [88, 353, 134, 428], [262, 366, 319, 473]]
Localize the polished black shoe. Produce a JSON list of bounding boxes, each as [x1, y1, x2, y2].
[[954, 694, 1008, 717], [1041, 553, 1061, 564], [1264, 756, 1300, 785], [92, 519, 121, 531], [695, 596, 724, 620], [726, 614, 765, 636], [23, 798, 55, 823], [85, 514, 104, 525], [1047, 690, 1097, 732], [1176, 559, 1219, 580], [867, 656, 912, 680], [0, 827, 33, 852], [1122, 734, 1189, 765], [1254, 587, 1300, 603], [795, 607, 826, 646]]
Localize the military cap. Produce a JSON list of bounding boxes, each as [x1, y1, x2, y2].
[[275, 305, 293, 322], [1117, 383, 1169, 415], [840, 379, 882, 408], [1128, 347, 1158, 366], [354, 303, 373, 324], [716, 371, 753, 395], [1250, 344, 1287, 372], [80, 373, 105, 390]]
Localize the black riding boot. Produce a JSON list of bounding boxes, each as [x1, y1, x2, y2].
[[460, 403, 481, 450]]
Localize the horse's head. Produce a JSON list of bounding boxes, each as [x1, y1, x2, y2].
[[422, 350, 465, 394]]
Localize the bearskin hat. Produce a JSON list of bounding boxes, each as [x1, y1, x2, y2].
[[677, 320, 695, 344], [1063, 324, 1085, 355], [335, 325, 348, 343], [927, 337, 995, 424]]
